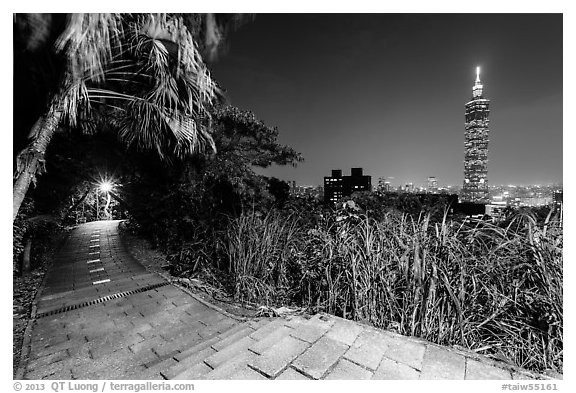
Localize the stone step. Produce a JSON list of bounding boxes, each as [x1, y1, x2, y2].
[[212, 326, 255, 351], [159, 318, 257, 379], [155, 321, 238, 379], [160, 345, 216, 380], [204, 349, 261, 380], [163, 314, 352, 380], [162, 318, 283, 380], [249, 324, 294, 355], [204, 335, 256, 369], [171, 361, 213, 380]]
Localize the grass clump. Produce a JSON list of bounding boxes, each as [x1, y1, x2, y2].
[[218, 205, 562, 374]]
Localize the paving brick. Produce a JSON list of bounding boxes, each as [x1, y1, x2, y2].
[[325, 358, 373, 380], [249, 335, 311, 378], [26, 349, 69, 372], [143, 354, 178, 372], [140, 359, 177, 380], [249, 318, 291, 341], [226, 366, 269, 380], [31, 332, 69, 348], [159, 321, 206, 341], [138, 302, 171, 318], [30, 338, 79, 360], [147, 309, 187, 329], [214, 318, 240, 334], [247, 317, 272, 330], [45, 368, 74, 380], [344, 329, 389, 370], [196, 310, 229, 326], [249, 325, 293, 355], [205, 350, 260, 380], [153, 332, 204, 357], [275, 367, 312, 380], [205, 336, 256, 369], [381, 332, 426, 369], [129, 336, 167, 354], [419, 345, 466, 380], [212, 327, 254, 351], [161, 346, 217, 379], [89, 334, 140, 359], [74, 348, 150, 379], [157, 286, 184, 299], [325, 318, 364, 346], [197, 319, 238, 339], [172, 362, 213, 380], [25, 360, 72, 379], [289, 317, 332, 343], [373, 357, 420, 379], [174, 336, 222, 362], [292, 335, 349, 379], [284, 315, 310, 329], [129, 322, 154, 336], [466, 359, 512, 380], [171, 296, 193, 307], [65, 340, 91, 359]]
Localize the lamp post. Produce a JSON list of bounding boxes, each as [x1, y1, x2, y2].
[[98, 180, 113, 221]]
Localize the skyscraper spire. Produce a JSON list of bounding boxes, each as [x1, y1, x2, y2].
[[472, 66, 483, 98], [463, 66, 490, 204]]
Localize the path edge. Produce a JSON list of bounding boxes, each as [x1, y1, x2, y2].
[[116, 220, 248, 323], [14, 227, 74, 380]]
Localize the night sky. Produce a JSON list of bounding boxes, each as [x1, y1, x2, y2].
[[210, 14, 563, 188]]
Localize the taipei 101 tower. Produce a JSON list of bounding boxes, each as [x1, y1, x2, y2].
[[462, 67, 490, 203]]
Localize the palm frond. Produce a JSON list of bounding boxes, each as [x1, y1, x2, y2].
[[56, 13, 124, 83]]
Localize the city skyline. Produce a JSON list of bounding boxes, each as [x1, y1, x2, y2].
[[211, 14, 562, 187]]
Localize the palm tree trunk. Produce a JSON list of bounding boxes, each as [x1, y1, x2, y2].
[[13, 106, 62, 222]]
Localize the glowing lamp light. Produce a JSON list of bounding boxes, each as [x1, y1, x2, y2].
[[99, 180, 113, 193]]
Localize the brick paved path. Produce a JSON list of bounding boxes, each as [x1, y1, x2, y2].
[[20, 220, 545, 380]]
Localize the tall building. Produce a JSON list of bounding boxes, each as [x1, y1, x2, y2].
[[376, 176, 392, 193], [427, 176, 438, 193], [553, 190, 563, 209], [461, 67, 490, 203], [324, 168, 372, 204]]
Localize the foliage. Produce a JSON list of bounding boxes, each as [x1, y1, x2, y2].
[[170, 200, 562, 375], [124, 105, 303, 253], [13, 200, 35, 273], [349, 191, 458, 222], [223, 211, 301, 304], [13, 199, 63, 275], [13, 13, 240, 222]]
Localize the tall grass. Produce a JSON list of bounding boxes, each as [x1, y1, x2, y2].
[[219, 208, 563, 374], [223, 210, 301, 304]]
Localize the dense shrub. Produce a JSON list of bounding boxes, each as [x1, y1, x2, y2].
[[13, 199, 64, 275], [210, 204, 562, 374]]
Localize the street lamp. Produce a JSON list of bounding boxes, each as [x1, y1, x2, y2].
[[97, 180, 114, 220], [99, 180, 113, 193]]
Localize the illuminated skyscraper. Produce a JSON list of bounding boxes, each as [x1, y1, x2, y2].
[[462, 67, 490, 203]]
